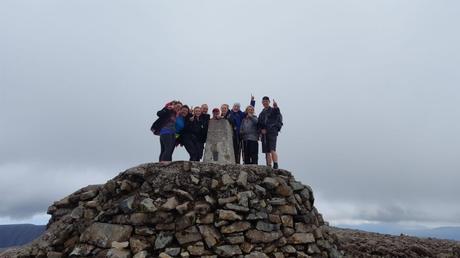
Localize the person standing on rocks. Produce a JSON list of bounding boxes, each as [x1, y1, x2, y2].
[[228, 95, 256, 164], [258, 96, 283, 169], [153, 101, 178, 163], [182, 106, 207, 161], [175, 105, 190, 139], [240, 104, 259, 164], [199, 104, 211, 160]]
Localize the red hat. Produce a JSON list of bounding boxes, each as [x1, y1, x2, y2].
[[212, 108, 220, 113]]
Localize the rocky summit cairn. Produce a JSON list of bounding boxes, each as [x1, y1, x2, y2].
[[2, 162, 342, 258]]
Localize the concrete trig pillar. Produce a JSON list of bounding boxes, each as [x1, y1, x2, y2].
[[203, 119, 235, 164]]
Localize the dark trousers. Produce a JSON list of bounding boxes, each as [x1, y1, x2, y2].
[[183, 135, 202, 161], [198, 142, 205, 160], [243, 140, 258, 165], [233, 136, 242, 164], [159, 133, 176, 161]]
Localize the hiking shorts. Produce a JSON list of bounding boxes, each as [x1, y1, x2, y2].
[[262, 133, 277, 153]]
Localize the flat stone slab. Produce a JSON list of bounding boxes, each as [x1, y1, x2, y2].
[[203, 119, 235, 164]]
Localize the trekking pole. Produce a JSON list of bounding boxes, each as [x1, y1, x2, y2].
[[241, 138, 246, 164], [263, 133, 267, 166]]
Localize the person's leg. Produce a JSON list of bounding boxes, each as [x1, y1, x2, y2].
[[233, 135, 240, 164], [269, 134, 279, 169], [191, 138, 201, 161], [182, 136, 195, 161], [250, 140, 258, 165], [159, 135, 166, 162], [243, 140, 250, 164], [262, 134, 272, 167], [265, 153, 272, 167], [164, 134, 176, 161], [198, 142, 205, 160], [271, 151, 278, 163]]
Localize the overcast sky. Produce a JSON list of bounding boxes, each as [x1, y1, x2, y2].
[[1, 1, 459, 228]]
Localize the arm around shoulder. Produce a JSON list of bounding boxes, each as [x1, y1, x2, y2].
[[157, 107, 169, 117]]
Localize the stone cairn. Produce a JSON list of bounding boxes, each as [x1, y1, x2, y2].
[[4, 162, 341, 258]]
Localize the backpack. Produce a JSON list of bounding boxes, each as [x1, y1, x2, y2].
[[150, 117, 162, 136], [276, 112, 284, 132]]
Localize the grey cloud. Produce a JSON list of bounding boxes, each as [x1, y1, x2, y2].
[[1, 1, 460, 225], [0, 163, 115, 219]]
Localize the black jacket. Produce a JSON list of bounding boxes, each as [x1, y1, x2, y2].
[[199, 114, 211, 142], [258, 107, 283, 135], [183, 116, 207, 143], [151, 107, 175, 135]]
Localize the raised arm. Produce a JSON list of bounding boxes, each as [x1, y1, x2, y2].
[[157, 101, 174, 117]]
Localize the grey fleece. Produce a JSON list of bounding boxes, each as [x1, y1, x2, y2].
[[240, 116, 259, 141]]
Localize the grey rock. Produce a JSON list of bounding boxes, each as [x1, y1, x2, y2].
[[198, 225, 221, 247], [245, 252, 269, 258], [155, 232, 174, 250], [221, 221, 251, 234], [254, 185, 267, 196], [107, 248, 131, 258], [218, 196, 238, 205], [225, 203, 249, 212], [80, 223, 133, 248], [287, 233, 315, 244], [133, 251, 149, 258], [246, 211, 268, 220], [263, 177, 280, 189], [237, 171, 248, 186], [119, 196, 135, 213], [139, 198, 157, 213], [215, 245, 242, 257], [289, 181, 305, 191], [256, 221, 280, 232], [218, 209, 242, 220], [161, 197, 179, 210], [69, 244, 95, 256], [245, 229, 282, 243], [172, 189, 194, 201], [221, 174, 235, 185], [269, 198, 287, 206], [80, 190, 98, 201], [165, 247, 181, 256], [175, 226, 202, 245]]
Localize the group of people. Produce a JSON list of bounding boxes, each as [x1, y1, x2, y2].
[[151, 95, 283, 169]]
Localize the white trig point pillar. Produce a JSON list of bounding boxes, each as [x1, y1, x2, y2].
[[203, 119, 235, 164]]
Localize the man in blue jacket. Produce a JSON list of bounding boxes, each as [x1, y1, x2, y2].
[[258, 96, 283, 169]]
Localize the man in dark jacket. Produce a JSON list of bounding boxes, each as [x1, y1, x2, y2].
[[258, 96, 283, 169]]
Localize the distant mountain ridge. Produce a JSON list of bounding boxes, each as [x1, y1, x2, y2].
[[0, 224, 45, 248], [338, 223, 460, 241]]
